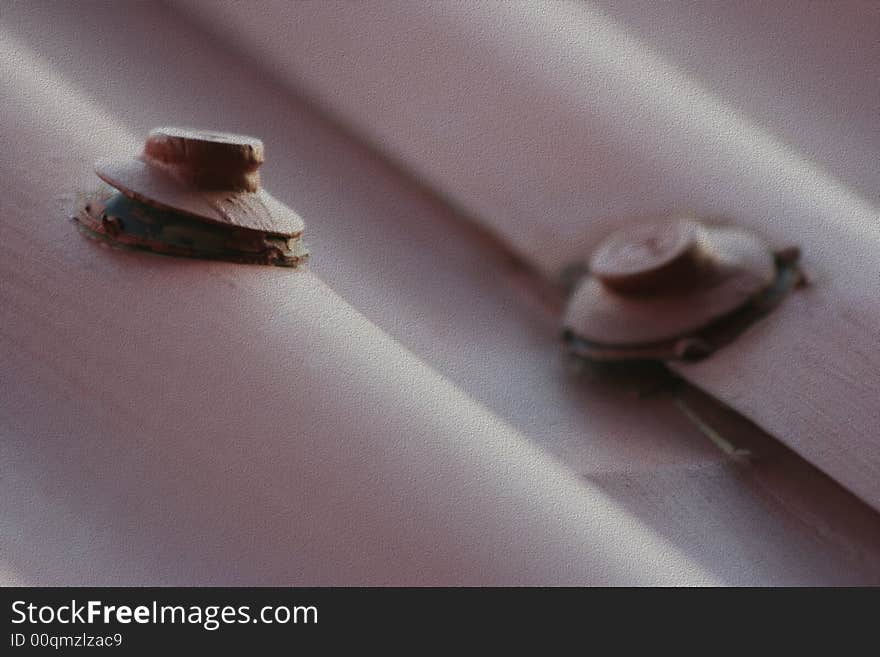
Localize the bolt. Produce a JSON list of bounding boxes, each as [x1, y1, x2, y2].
[[563, 217, 792, 362], [84, 126, 308, 267]]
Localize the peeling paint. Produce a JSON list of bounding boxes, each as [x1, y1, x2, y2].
[[73, 189, 309, 267]]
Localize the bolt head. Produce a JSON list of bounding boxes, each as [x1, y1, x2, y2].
[[589, 219, 706, 295], [143, 127, 265, 192]]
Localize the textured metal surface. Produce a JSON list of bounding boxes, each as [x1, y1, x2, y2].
[[4, 0, 879, 586]]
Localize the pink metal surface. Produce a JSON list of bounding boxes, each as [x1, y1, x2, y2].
[[1, 1, 879, 585]]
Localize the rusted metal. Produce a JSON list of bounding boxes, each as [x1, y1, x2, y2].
[[75, 128, 309, 267], [562, 218, 803, 363], [74, 189, 308, 266]]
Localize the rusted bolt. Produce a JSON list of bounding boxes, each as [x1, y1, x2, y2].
[[73, 127, 308, 267], [562, 218, 801, 362]]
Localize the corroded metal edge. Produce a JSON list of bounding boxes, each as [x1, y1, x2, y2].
[[72, 190, 308, 268]]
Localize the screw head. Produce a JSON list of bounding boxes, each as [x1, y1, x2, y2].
[[143, 127, 265, 192], [590, 219, 707, 295]]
